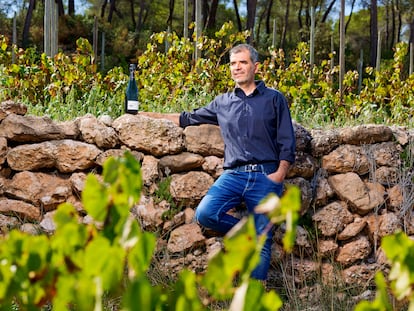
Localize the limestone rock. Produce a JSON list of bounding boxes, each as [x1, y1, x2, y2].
[[0, 114, 65, 142], [288, 257, 320, 285], [184, 124, 224, 157], [133, 196, 167, 231], [95, 149, 144, 166], [5, 171, 72, 212], [370, 142, 402, 167], [312, 201, 354, 237], [287, 152, 318, 179], [141, 155, 160, 190], [336, 235, 371, 266], [322, 145, 370, 175], [339, 125, 393, 145], [113, 114, 184, 156], [70, 172, 88, 193], [390, 125, 410, 145], [317, 240, 339, 258], [0, 137, 7, 166], [202, 156, 224, 178], [328, 172, 385, 215], [387, 185, 404, 209], [170, 171, 214, 208], [373, 166, 400, 186], [78, 114, 119, 148], [7, 140, 101, 173], [341, 264, 379, 286], [167, 223, 205, 253], [56, 120, 80, 139], [377, 212, 402, 238], [39, 211, 57, 233], [310, 128, 340, 157], [0, 100, 27, 119], [314, 171, 335, 207], [0, 198, 41, 222], [293, 121, 312, 152], [0, 214, 21, 232], [337, 217, 367, 241], [159, 152, 204, 174]]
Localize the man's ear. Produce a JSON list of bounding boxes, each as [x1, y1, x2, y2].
[[254, 62, 260, 73]]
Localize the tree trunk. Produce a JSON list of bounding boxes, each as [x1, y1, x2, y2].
[[246, 0, 257, 43], [68, 0, 75, 15], [396, 0, 402, 44], [108, 0, 123, 22], [56, 0, 64, 16], [233, 0, 242, 31], [370, 0, 378, 67], [130, 0, 136, 30], [108, 0, 115, 22], [298, 0, 303, 32], [167, 0, 175, 29], [322, 0, 336, 23], [391, 0, 396, 48], [265, 0, 273, 34], [345, 0, 356, 32], [101, 0, 108, 19], [202, 0, 209, 27], [206, 0, 219, 30], [22, 0, 36, 48], [281, 0, 290, 49], [135, 0, 146, 36]]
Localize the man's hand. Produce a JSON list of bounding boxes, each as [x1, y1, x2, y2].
[[139, 112, 181, 126], [267, 160, 290, 183]]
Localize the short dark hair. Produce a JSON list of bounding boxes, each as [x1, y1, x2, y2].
[[229, 44, 259, 63]]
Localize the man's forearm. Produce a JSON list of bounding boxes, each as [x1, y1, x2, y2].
[[277, 160, 291, 180], [139, 112, 181, 126]]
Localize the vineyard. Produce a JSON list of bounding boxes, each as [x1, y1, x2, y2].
[[1, 22, 414, 310], [0, 22, 413, 128]]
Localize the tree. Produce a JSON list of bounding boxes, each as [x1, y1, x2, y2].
[[205, 0, 219, 29], [281, 0, 290, 49], [370, 0, 378, 67], [233, 0, 243, 31], [68, 0, 75, 15], [22, 0, 36, 48], [246, 0, 257, 43]]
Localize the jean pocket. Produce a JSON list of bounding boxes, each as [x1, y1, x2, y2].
[[264, 174, 283, 186]]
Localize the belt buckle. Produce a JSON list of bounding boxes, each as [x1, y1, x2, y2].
[[246, 164, 258, 172]]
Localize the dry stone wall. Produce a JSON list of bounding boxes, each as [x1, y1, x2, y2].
[[1, 100, 413, 293]]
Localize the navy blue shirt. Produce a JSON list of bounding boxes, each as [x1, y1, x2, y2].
[[179, 81, 296, 169]]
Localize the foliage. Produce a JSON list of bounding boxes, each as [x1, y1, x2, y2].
[[136, 22, 249, 112], [0, 152, 301, 310], [0, 22, 413, 127], [0, 35, 125, 119]]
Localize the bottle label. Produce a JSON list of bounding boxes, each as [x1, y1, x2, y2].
[[127, 100, 139, 111]]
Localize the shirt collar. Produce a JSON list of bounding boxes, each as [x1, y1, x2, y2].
[[234, 80, 266, 97]]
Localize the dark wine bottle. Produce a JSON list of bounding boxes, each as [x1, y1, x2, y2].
[[125, 63, 139, 114]]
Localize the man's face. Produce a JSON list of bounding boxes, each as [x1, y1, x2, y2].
[[229, 49, 258, 86]]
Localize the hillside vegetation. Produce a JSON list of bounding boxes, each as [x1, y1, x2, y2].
[[0, 23, 413, 128]]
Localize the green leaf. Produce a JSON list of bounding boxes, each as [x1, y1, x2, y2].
[[170, 270, 203, 311], [84, 236, 125, 291], [202, 217, 261, 299], [82, 173, 109, 222], [127, 231, 156, 278]]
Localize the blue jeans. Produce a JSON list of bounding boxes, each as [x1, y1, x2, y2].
[[194, 169, 284, 280]]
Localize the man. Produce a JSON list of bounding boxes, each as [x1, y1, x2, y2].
[[141, 43, 296, 280]]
